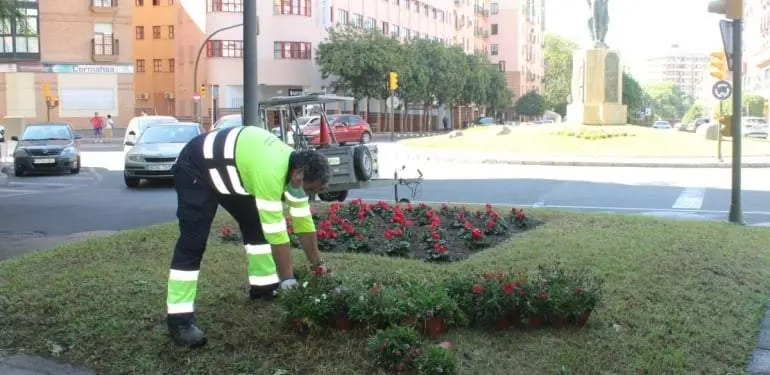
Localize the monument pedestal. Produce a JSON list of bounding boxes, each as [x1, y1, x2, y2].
[[567, 48, 627, 125]]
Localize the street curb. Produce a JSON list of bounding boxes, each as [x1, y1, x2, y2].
[[747, 298, 770, 374], [398, 154, 770, 169], [0, 352, 101, 375]]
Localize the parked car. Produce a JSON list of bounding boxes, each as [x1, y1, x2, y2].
[[123, 115, 179, 152], [682, 118, 710, 132], [212, 114, 244, 131], [651, 120, 672, 130], [11, 122, 82, 177], [742, 116, 768, 138], [272, 115, 318, 137], [302, 114, 373, 144], [0, 125, 5, 142], [123, 122, 202, 187]]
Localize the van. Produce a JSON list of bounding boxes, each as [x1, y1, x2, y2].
[[123, 115, 178, 152]]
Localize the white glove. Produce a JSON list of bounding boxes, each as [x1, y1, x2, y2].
[[279, 278, 297, 290]]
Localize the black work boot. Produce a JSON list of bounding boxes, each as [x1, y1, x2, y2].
[[249, 283, 279, 300], [168, 323, 207, 348]]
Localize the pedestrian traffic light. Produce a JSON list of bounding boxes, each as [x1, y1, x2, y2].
[[388, 71, 399, 91], [709, 51, 728, 81], [199, 84, 206, 96], [707, 0, 743, 20]]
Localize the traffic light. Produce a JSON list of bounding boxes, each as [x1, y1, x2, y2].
[[199, 84, 206, 96], [721, 115, 732, 137], [707, 0, 743, 20], [388, 71, 399, 91], [709, 51, 728, 81], [42, 83, 50, 98]]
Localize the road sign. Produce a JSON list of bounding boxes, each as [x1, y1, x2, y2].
[[712, 80, 733, 100], [719, 20, 735, 71], [193, 94, 201, 101], [385, 95, 401, 108]]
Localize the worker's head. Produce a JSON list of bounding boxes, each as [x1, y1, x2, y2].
[[288, 150, 331, 195]]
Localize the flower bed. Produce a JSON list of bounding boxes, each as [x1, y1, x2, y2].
[[290, 200, 540, 262], [277, 264, 604, 374]]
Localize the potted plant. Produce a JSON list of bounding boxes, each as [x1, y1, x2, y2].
[[415, 344, 459, 375], [522, 278, 553, 329], [572, 274, 604, 327], [405, 282, 466, 337], [348, 282, 418, 330], [445, 273, 522, 330], [275, 268, 353, 331], [366, 326, 424, 374]]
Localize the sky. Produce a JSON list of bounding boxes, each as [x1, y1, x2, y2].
[[545, 0, 724, 74]]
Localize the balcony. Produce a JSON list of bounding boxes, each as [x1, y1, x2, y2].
[[90, 0, 118, 13], [91, 35, 119, 62]]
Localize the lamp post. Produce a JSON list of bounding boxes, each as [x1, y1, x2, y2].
[[192, 23, 243, 123]]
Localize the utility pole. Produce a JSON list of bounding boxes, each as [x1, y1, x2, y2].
[[243, 0, 259, 126]]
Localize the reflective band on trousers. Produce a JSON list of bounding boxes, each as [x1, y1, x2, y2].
[[169, 269, 199, 281], [262, 220, 287, 233], [249, 274, 280, 286], [255, 198, 283, 212], [245, 244, 271, 255], [167, 302, 195, 314]]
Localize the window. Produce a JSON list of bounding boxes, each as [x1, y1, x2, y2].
[[152, 26, 161, 39], [336, 9, 348, 24], [136, 59, 146, 72], [135, 26, 144, 39], [152, 0, 160, 5], [153, 59, 162, 72], [352, 13, 363, 28], [365, 17, 375, 30], [381, 21, 388, 34], [391, 25, 400, 38], [274, 0, 311, 16], [168, 25, 174, 39], [206, 40, 243, 57], [273, 41, 312, 60], [208, 0, 243, 12], [135, 0, 144, 5], [92, 0, 116, 7], [490, 2, 499, 14], [0, 5, 40, 58], [491, 24, 498, 35], [168, 59, 175, 72], [93, 23, 115, 56], [490, 44, 499, 56]]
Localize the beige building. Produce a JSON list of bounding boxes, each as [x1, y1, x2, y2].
[[487, 0, 546, 114], [0, 0, 134, 129], [638, 45, 709, 102]]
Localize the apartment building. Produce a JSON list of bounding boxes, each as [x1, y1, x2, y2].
[[487, 0, 546, 116], [175, 0, 488, 122], [637, 45, 709, 102], [134, 0, 177, 115], [744, 0, 770, 98], [0, 0, 134, 129]]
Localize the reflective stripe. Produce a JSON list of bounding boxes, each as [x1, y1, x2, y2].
[[202, 132, 216, 159], [167, 302, 195, 314], [169, 269, 199, 281], [284, 191, 307, 203], [208, 169, 230, 194], [223, 128, 239, 159], [226, 166, 248, 195], [256, 198, 283, 212], [249, 274, 280, 286], [290, 206, 311, 217], [262, 220, 287, 233], [245, 244, 271, 255]]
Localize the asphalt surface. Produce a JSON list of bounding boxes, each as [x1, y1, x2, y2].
[[2, 141, 770, 259]]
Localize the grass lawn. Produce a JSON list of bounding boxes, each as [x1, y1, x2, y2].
[[401, 124, 770, 158], [1, 207, 770, 374]]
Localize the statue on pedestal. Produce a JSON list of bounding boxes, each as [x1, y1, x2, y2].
[[587, 0, 609, 48]]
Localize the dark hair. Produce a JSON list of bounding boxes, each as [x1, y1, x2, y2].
[[289, 150, 330, 184]]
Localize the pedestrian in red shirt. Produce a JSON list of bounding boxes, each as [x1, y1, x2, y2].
[[90, 112, 104, 143]]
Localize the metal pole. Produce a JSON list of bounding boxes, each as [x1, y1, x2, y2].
[[717, 101, 723, 161], [729, 18, 743, 224], [243, 1, 259, 126], [192, 23, 243, 123], [390, 92, 395, 141]]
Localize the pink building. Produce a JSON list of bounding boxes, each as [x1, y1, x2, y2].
[[487, 0, 545, 118], [175, 0, 488, 126]]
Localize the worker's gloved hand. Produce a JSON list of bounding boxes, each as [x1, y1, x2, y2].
[[279, 278, 297, 290]]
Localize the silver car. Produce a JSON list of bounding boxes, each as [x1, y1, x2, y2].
[[123, 122, 202, 188]]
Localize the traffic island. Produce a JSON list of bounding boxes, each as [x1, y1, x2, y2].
[[1, 204, 769, 374]]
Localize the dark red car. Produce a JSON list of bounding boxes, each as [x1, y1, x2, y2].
[[302, 114, 373, 145]]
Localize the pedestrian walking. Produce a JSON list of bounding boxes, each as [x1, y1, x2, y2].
[[165, 125, 331, 348], [90, 112, 104, 143], [105, 114, 114, 139]]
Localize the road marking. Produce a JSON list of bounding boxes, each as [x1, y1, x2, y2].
[[671, 188, 706, 210], [9, 181, 73, 188], [0, 188, 35, 194]]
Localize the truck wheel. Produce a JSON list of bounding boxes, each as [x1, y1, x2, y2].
[[353, 145, 373, 181], [318, 190, 349, 202]]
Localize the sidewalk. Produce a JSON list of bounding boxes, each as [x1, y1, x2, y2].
[[75, 128, 125, 144], [397, 146, 770, 168], [0, 352, 100, 375]]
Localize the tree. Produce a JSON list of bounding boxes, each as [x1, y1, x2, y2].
[[543, 34, 579, 116], [681, 103, 704, 124], [643, 82, 691, 120], [743, 94, 765, 117], [514, 91, 546, 117], [485, 71, 513, 115], [622, 72, 646, 120], [459, 53, 491, 106]]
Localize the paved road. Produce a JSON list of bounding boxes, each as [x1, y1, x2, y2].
[[2, 143, 770, 259]]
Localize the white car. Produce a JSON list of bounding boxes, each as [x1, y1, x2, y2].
[[651, 120, 672, 130], [123, 115, 179, 152]]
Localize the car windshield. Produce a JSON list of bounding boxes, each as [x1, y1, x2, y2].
[[215, 117, 242, 129], [22, 125, 71, 140], [137, 125, 198, 144], [293, 116, 314, 126], [310, 115, 340, 125], [139, 118, 177, 133]]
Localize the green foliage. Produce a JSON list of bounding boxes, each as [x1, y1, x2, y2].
[[514, 91, 546, 117], [0, 0, 27, 32], [543, 34, 579, 116], [643, 82, 693, 120], [744, 94, 765, 117], [622, 72, 646, 120], [681, 103, 704, 124]]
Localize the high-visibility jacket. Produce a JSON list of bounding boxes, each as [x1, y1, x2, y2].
[[200, 126, 315, 244]]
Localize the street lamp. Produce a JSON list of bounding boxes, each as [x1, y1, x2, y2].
[[192, 23, 243, 123]]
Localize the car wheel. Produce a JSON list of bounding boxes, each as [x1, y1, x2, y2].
[[14, 167, 24, 177], [360, 131, 371, 144], [70, 156, 81, 174], [318, 190, 349, 202], [353, 145, 373, 181], [124, 173, 140, 188]]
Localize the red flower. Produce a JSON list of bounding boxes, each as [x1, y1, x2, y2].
[[316, 229, 327, 239], [575, 287, 584, 295], [351, 198, 363, 206], [432, 243, 448, 254], [472, 284, 485, 294], [326, 229, 338, 238], [221, 226, 233, 236], [485, 203, 493, 212], [516, 212, 526, 220], [356, 234, 364, 241], [384, 230, 393, 240], [287, 226, 294, 235], [471, 228, 483, 240], [431, 231, 441, 240], [311, 265, 329, 276], [502, 282, 516, 296], [424, 210, 434, 218], [486, 219, 496, 229], [369, 282, 382, 294], [463, 221, 472, 230], [406, 203, 413, 211]]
